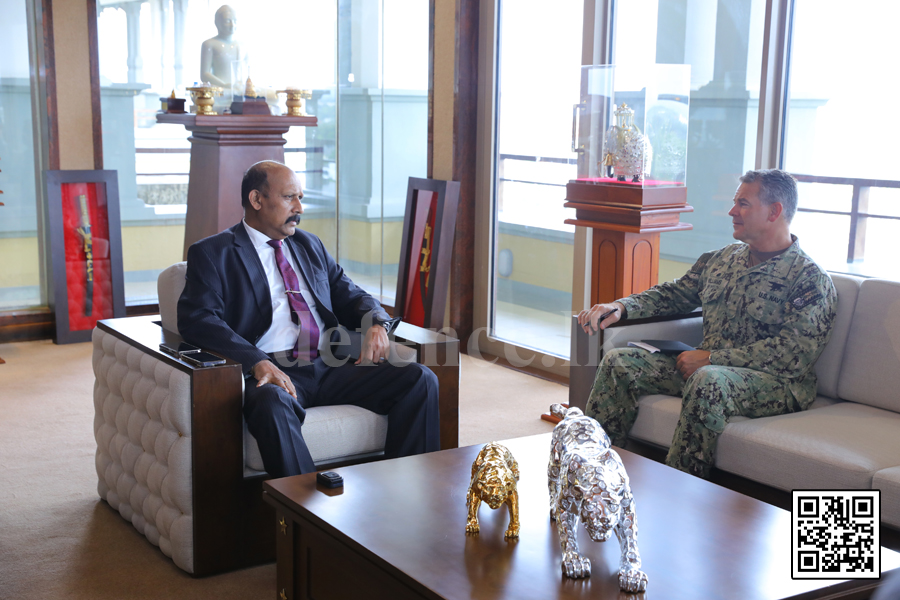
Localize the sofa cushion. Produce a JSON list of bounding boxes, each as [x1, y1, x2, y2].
[[872, 467, 900, 530], [629, 394, 839, 449], [838, 278, 900, 412], [815, 273, 862, 398], [158, 262, 188, 335], [715, 402, 900, 491], [244, 405, 388, 473]]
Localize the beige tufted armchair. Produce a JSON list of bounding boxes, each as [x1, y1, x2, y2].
[[93, 262, 459, 575]]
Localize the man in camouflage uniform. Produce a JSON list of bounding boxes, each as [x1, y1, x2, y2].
[[577, 169, 837, 479]]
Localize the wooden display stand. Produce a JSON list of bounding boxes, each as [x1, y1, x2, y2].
[[565, 178, 693, 305], [157, 113, 317, 258]]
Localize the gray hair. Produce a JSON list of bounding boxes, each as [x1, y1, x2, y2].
[[739, 169, 798, 223]]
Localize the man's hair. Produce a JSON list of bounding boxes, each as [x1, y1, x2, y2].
[[739, 169, 798, 223], [241, 161, 281, 208]]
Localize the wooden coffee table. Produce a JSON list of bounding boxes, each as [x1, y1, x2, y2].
[[263, 434, 900, 599]]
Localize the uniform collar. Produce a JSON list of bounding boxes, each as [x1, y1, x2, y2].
[[741, 234, 801, 279]]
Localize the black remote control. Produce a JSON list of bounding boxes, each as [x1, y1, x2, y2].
[[316, 471, 344, 488]]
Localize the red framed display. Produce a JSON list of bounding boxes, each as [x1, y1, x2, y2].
[[394, 177, 460, 330], [45, 170, 125, 344]]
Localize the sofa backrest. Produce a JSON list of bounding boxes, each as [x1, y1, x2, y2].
[[815, 273, 862, 398], [837, 278, 900, 412], [158, 262, 188, 335]]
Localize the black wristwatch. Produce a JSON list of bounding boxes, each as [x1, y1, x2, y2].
[[376, 316, 401, 335]]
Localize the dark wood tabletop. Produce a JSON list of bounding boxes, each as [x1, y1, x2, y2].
[[264, 434, 900, 600]]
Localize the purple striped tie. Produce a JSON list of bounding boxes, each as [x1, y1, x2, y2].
[[267, 239, 320, 361]]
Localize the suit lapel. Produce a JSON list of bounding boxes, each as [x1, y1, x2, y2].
[[233, 223, 272, 316]]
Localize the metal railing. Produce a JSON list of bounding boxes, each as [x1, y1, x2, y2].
[[133, 147, 325, 178], [496, 153, 575, 188], [791, 174, 900, 263]]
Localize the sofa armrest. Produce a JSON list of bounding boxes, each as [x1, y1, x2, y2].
[[392, 322, 460, 450], [568, 311, 703, 412]]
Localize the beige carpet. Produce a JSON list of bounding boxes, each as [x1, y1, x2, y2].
[[0, 339, 563, 599]]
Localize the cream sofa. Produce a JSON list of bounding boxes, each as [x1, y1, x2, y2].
[[93, 263, 459, 575], [569, 273, 900, 529]]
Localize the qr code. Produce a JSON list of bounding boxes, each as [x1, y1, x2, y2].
[[792, 490, 880, 579]]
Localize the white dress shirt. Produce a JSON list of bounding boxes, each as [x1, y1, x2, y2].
[[242, 220, 326, 353]]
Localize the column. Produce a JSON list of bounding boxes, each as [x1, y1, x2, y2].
[[122, 1, 144, 85]]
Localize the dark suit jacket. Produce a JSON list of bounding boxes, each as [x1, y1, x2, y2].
[[177, 223, 390, 373]]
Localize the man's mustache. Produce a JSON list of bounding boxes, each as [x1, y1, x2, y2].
[[286, 215, 301, 224]]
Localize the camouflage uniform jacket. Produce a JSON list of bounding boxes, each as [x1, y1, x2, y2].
[[617, 237, 837, 410]]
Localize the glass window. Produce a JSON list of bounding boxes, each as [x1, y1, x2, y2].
[[616, 0, 767, 283], [783, 0, 900, 279], [0, 0, 41, 310], [96, 0, 425, 306], [337, 0, 429, 306], [490, 0, 583, 358]]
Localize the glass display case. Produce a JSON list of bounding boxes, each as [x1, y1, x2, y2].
[[568, 64, 691, 213], [565, 64, 694, 306]]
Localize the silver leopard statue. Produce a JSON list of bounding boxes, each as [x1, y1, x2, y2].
[[547, 403, 648, 592]]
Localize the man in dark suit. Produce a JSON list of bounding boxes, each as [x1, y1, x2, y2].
[[178, 160, 440, 477]]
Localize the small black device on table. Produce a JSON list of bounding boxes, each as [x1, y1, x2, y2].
[[159, 341, 201, 358], [316, 471, 344, 488]]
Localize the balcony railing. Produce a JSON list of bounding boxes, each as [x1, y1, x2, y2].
[[134, 146, 325, 179], [791, 174, 900, 263]]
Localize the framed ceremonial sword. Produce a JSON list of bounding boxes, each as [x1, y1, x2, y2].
[[45, 170, 125, 344]]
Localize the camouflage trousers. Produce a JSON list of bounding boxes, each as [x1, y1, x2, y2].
[[585, 347, 797, 479]]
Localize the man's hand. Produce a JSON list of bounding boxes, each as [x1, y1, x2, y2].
[[577, 302, 624, 335], [252, 360, 297, 398], [675, 350, 711, 380], [356, 325, 390, 365]]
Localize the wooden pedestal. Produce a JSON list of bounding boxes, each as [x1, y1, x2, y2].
[[565, 179, 693, 305], [157, 113, 317, 258], [591, 229, 660, 304]]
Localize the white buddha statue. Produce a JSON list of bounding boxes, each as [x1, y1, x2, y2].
[[199, 5, 248, 88]]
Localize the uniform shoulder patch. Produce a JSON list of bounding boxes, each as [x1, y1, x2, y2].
[[789, 282, 824, 310]]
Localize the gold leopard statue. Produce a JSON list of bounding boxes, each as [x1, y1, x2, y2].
[[465, 442, 520, 539]]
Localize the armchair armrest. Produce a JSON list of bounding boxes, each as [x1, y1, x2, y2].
[[392, 322, 460, 450], [95, 315, 248, 576], [568, 311, 703, 412]]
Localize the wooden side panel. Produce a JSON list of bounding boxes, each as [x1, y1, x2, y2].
[[394, 323, 460, 450], [275, 510, 295, 600], [302, 527, 425, 600], [431, 360, 459, 450], [568, 316, 602, 412], [190, 363, 246, 576], [449, 0, 479, 344]]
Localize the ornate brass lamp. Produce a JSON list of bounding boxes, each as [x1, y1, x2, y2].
[[186, 84, 224, 115], [277, 88, 312, 116]]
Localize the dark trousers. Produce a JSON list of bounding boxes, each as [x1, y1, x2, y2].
[[243, 356, 440, 477]]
